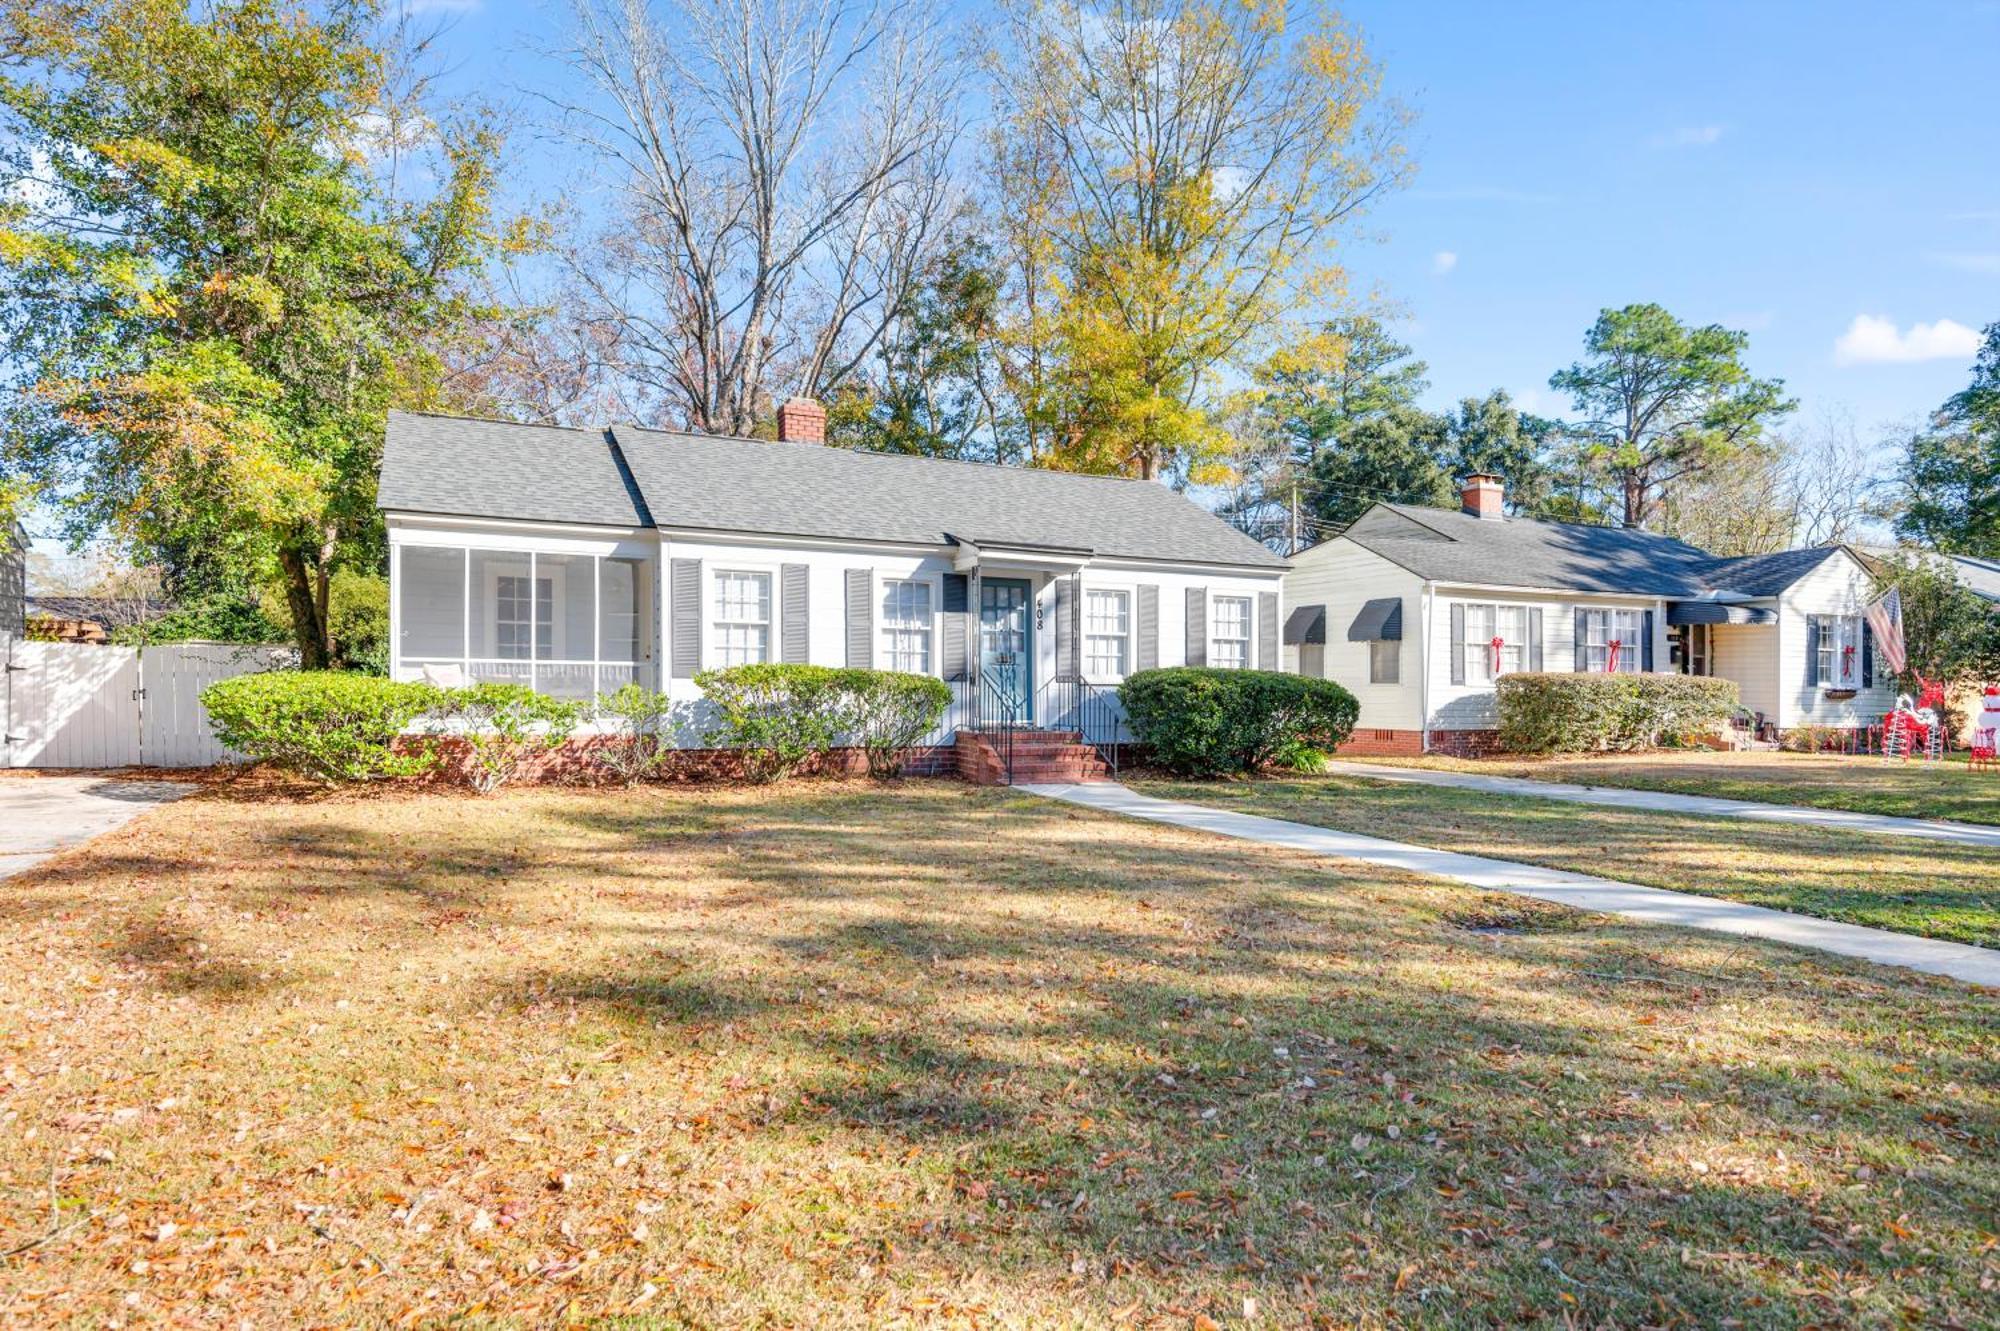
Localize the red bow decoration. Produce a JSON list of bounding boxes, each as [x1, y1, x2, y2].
[[1606, 638, 1622, 674], [1489, 636, 1505, 675], [1841, 644, 1856, 680]]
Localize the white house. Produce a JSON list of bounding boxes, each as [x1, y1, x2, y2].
[[377, 401, 1287, 776], [1282, 475, 1893, 754]]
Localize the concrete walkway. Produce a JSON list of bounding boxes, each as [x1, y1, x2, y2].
[[1327, 761, 2000, 849], [0, 777, 194, 881], [1021, 782, 2000, 988]]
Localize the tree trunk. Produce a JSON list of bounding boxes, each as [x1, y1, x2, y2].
[[278, 545, 332, 669], [1622, 469, 1650, 528]]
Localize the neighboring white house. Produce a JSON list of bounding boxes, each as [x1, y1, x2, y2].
[[378, 402, 1287, 764], [1282, 475, 1893, 754]]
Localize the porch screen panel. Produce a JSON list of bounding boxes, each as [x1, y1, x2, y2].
[[599, 558, 643, 663], [469, 549, 541, 661], [540, 553, 594, 663], [398, 546, 465, 661]]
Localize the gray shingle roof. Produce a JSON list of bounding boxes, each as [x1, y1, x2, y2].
[[1339, 503, 1845, 598], [379, 411, 1282, 568], [379, 413, 651, 528], [610, 425, 1283, 567], [1950, 555, 2000, 604]]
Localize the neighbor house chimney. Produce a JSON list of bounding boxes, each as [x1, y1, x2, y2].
[[1460, 473, 1505, 520], [775, 396, 826, 444]]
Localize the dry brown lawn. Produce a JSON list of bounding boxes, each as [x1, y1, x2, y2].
[[0, 778, 1994, 1327]]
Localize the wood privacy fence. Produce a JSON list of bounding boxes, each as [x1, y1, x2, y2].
[[1, 635, 292, 768]]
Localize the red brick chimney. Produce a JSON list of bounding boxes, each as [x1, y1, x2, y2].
[[1460, 473, 1505, 520], [775, 396, 826, 444]]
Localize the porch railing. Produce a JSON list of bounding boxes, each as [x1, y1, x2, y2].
[[1036, 675, 1127, 778]]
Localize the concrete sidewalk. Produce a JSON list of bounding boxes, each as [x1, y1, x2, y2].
[[1021, 782, 2000, 988], [1327, 761, 2000, 849], [0, 777, 194, 881]]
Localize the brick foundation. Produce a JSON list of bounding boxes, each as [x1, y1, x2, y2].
[[1426, 729, 1511, 758], [1334, 728, 1425, 757], [402, 736, 959, 785]]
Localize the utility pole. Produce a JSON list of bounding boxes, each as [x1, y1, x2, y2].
[[1288, 484, 1301, 555]]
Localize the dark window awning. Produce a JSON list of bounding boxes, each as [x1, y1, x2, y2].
[[1667, 601, 1776, 626], [1346, 597, 1403, 641], [1283, 604, 1326, 645]]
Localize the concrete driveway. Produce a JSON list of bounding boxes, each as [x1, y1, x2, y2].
[[0, 777, 195, 880]]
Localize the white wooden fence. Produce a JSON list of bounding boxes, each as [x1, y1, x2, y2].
[[1, 635, 292, 768]]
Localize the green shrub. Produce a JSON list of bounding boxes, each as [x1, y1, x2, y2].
[[591, 683, 683, 784], [113, 593, 287, 646], [202, 671, 442, 781], [695, 664, 850, 781], [1118, 668, 1359, 777], [1496, 673, 1740, 754], [433, 683, 583, 794], [839, 669, 951, 778], [695, 664, 952, 780]]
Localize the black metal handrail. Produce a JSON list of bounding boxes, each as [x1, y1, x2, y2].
[[976, 666, 1026, 784], [1037, 675, 1125, 778]]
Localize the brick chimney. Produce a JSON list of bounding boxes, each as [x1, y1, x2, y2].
[[775, 396, 826, 444], [1460, 472, 1505, 520]]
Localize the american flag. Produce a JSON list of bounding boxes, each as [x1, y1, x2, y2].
[[1864, 586, 1906, 678]]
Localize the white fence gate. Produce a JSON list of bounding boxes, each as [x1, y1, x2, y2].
[[2, 636, 292, 768]]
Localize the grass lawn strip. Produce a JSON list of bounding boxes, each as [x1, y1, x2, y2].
[[0, 780, 1992, 1326], [1330, 751, 2000, 827], [1134, 774, 2000, 949]]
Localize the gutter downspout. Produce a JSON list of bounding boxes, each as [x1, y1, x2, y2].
[[1419, 580, 1435, 754]]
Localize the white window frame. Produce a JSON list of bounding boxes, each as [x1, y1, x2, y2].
[[1579, 607, 1645, 674], [873, 568, 943, 677], [1817, 613, 1863, 687], [1459, 602, 1528, 685], [1369, 637, 1399, 684], [1209, 592, 1253, 670], [1082, 583, 1134, 682], [708, 564, 778, 670]]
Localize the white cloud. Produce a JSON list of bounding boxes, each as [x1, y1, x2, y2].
[[1431, 250, 1458, 276], [1833, 314, 1984, 365], [1930, 252, 2000, 274], [1648, 124, 1725, 149]]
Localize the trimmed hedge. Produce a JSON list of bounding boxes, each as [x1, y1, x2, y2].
[[203, 671, 443, 782], [1119, 668, 1359, 777], [432, 683, 583, 794], [695, 663, 951, 781], [1496, 672, 1740, 754]]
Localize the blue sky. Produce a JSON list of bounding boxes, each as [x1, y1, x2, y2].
[[416, 0, 1999, 459]]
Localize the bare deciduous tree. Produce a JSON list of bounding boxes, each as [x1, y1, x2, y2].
[[551, 0, 964, 435]]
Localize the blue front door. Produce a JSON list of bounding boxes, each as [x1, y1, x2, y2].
[[979, 578, 1033, 724]]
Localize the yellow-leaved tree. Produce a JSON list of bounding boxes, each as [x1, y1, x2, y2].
[[985, 0, 1408, 482]]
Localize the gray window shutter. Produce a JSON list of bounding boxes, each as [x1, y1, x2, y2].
[[1055, 574, 1080, 678], [1136, 584, 1159, 672], [941, 573, 969, 679], [846, 568, 872, 667], [1185, 587, 1206, 666], [1528, 607, 1544, 672], [1450, 602, 1466, 686], [1862, 620, 1874, 687], [1257, 591, 1278, 670], [780, 564, 809, 664], [670, 557, 701, 678], [1641, 610, 1655, 672], [1805, 615, 1822, 686], [1572, 608, 1588, 672]]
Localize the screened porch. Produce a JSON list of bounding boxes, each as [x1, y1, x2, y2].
[[392, 544, 655, 698]]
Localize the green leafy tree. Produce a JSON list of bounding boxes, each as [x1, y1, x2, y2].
[[1871, 549, 2000, 695], [1549, 303, 1794, 528], [825, 238, 1003, 460], [986, 0, 1408, 482], [0, 0, 507, 666], [1896, 322, 2000, 558]]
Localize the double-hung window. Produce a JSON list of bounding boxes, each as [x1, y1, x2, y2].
[[880, 578, 934, 673], [1084, 588, 1131, 678], [1579, 608, 1644, 673], [1814, 614, 1863, 687], [1211, 595, 1252, 669], [1369, 639, 1399, 684], [1461, 604, 1527, 684], [714, 570, 772, 667]]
